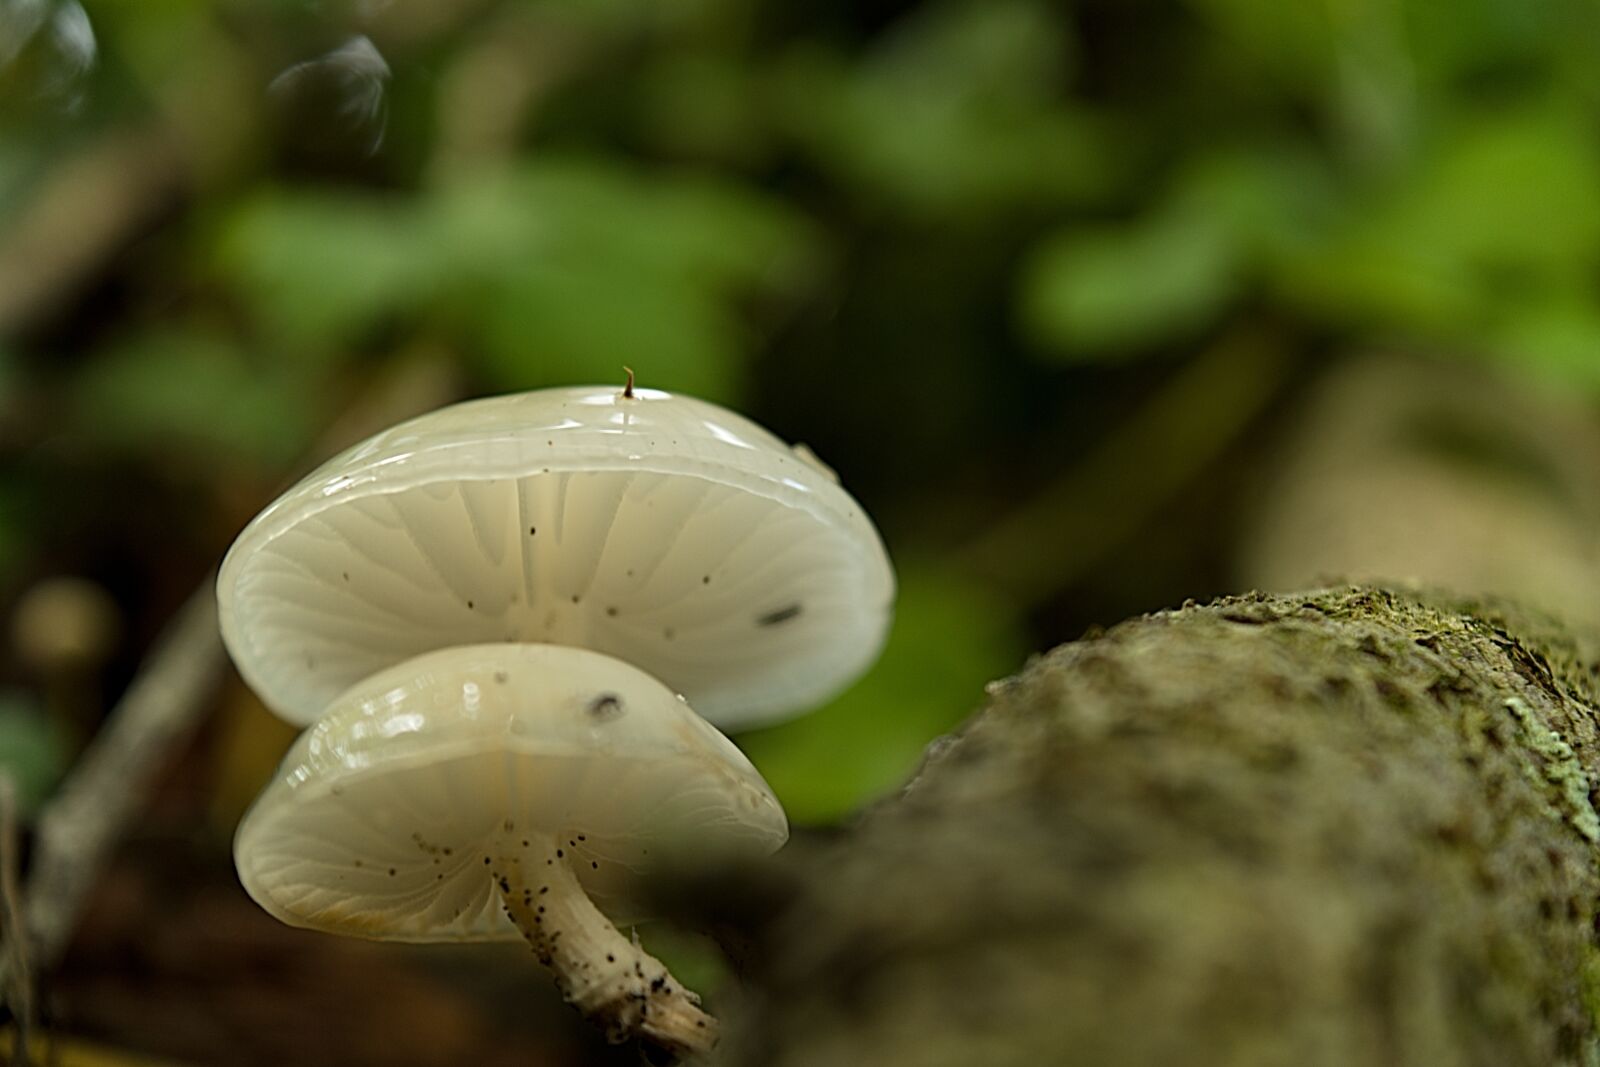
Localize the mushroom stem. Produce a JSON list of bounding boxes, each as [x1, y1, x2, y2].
[[494, 836, 717, 1058]]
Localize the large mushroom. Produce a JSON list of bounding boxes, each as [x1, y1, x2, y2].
[[236, 642, 787, 1057], [217, 383, 895, 730], [218, 381, 894, 1055]]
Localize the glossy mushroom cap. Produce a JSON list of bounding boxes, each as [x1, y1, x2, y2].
[[234, 643, 788, 942], [217, 386, 895, 728]]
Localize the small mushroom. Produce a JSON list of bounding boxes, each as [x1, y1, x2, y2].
[[217, 384, 894, 729], [234, 642, 786, 1057]]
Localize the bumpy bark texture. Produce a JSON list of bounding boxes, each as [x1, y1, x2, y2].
[[714, 587, 1600, 1067]]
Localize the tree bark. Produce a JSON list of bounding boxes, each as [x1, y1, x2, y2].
[[711, 586, 1600, 1067]]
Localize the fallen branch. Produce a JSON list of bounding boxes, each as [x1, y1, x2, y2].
[[714, 586, 1600, 1067], [24, 591, 222, 970]]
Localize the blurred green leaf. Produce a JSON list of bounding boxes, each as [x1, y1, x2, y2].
[[71, 329, 314, 468], [1184, 0, 1337, 90], [1020, 208, 1239, 360], [1283, 104, 1600, 339], [1490, 294, 1600, 393], [737, 563, 1025, 824], [215, 189, 434, 355], [0, 691, 68, 818], [1375, 106, 1600, 275], [774, 0, 1119, 218], [435, 159, 817, 399]]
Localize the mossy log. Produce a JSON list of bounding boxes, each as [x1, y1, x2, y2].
[[713, 587, 1600, 1067]]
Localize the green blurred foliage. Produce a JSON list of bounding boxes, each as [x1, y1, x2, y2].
[[5, 0, 1600, 827], [71, 328, 315, 469]]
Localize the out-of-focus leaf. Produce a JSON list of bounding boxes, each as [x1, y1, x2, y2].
[[635, 52, 770, 165], [1020, 208, 1239, 360], [215, 188, 433, 354], [1375, 107, 1600, 275], [474, 260, 742, 398], [435, 159, 817, 399], [1284, 105, 1600, 335], [1184, 0, 1336, 90], [0, 690, 68, 818], [773, 0, 1119, 218], [737, 563, 1025, 825], [1490, 295, 1600, 393], [71, 329, 314, 468]]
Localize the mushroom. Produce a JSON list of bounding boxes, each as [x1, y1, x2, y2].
[[235, 641, 787, 1057], [217, 383, 894, 730]]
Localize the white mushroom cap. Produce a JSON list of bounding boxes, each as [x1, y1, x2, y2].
[[217, 385, 894, 728], [234, 643, 787, 942]]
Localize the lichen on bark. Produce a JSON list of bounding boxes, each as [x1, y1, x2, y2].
[[711, 586, 1600, 1067]]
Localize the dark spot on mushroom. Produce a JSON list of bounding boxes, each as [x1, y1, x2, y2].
[[556, 849, 564, 858], [388, 868, 397, 877], [342, 571, 350, 581], [587, 693, 625, 722], [577, 834, 585, 841], [483, 856, 491, 865], [626, 568, 635, 577], [663, 627, 675, 640], [757, 603, 804, 627], [607, 954, 615, 963], [522, 839, 530, 847], [466, 600, 474, 610], [571, 594, 581, 604], [702, 574, 711, 584], [353, 860, 363, 868], [529, 526, 537, 536], [605, 606, 618, 617], [443, 848, 452, 856], [591, 861, 599, 869], [494, 671, 508, 684]]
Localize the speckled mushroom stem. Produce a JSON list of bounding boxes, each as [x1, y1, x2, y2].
[[494, 835, 717, 1059]]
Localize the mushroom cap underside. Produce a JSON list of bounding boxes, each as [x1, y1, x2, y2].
[[234, 643, 788, 942], [218, 386, 895, 728]]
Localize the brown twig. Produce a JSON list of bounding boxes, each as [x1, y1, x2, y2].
[[22, 588, 224, 973], [0, 776, 32, 1066]]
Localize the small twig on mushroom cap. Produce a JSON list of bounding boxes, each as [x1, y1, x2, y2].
[[622, 366, 636, 399], [494, 833, 717, 1059]]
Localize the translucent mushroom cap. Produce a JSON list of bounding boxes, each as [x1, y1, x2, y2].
[[234, 643, 788, 942], [217, 385, 895, 728]]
